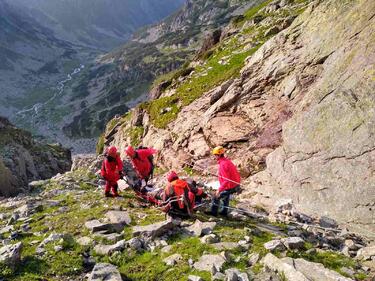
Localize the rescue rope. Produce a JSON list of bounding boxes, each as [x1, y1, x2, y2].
[[180, 160, 241, 186]]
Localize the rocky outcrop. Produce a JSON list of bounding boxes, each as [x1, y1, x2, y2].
[[104, 0, 375, 237], [0, 117, 72, 197]]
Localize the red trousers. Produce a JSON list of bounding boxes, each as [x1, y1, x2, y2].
[[105, 181, 119, 195]]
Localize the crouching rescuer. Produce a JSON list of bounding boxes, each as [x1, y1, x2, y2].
[[210, 146, 241, 216], [125, 146, 157, 189], [162, 171, 195, 218], [101, 146, 123, 197]]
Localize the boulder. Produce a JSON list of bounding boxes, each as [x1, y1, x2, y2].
[[356, 246, 375, 261], [319, 216, 338, 229], [264, 240, 286, 252], [85, 220, 122, 233], [132, 220, 177, 238], [281, 237, 305, 250], [185, 220, 216, 237], [0, 242, 22, 268], [88, 263, 122, 281], [193, 254, 226, 272], [200, 234, 220, 244]]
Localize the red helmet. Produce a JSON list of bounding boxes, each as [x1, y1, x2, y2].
[[167, 171, 178, 182], [125, 146, 135, 158], [107, 146, 117, 157]]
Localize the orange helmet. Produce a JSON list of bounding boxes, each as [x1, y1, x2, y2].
[[125, 146, 135, 158], [167, 171, 178, 182], [107, 146, 118, 157]]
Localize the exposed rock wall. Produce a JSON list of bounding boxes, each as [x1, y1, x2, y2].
[[244, 0, 375, 237], [0, 117, 72, 197], [104, 0, 375, 237]]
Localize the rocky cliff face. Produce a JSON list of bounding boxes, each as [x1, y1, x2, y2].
[[102, 0, 375, 237], [0, 117, 72, 197]]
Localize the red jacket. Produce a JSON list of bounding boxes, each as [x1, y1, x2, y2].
[[131, 148, 157, 179], [101, 155, 123, 183], [218, 157, 241, 192]]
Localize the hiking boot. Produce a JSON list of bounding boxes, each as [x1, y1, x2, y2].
[[105, 192, 114, 198], [204, 210, 218, 217]]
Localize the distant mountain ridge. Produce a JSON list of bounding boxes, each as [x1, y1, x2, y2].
[[0, 0, 185, 152], [6, 0, 185, 50]]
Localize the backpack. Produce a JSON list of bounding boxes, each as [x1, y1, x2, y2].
[[166, 179, 193, 212]]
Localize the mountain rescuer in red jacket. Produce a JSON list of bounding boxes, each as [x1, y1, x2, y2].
[[101, 146, 123, 197], [125, 146, 157, 187], [162, 171, 194, 217], [209, 146, 241, 216]]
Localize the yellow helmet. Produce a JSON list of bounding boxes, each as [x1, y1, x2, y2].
[[212, 146, 225, 155]]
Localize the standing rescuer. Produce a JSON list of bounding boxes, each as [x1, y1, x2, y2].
[[101, 146, 123, 197], [210, 146, 241, 216], [125, 146, 157, 188]]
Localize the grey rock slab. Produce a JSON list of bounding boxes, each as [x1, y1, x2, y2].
[[264, 240, 286, 252], [262, 253, 309, 281], [213, 272, 226, 280], [161, 245, 173, 253], [85, 220, 121, 233], [132, 219, 177, 239], [281, 237, 305, 250], [88, 263, 122, 281], [94, 240, 126, 256], [105, 210, 131, 225], [163, 253, 182, 266], [225, 268, 240, 281], [0, 225, 14, 235], [356, 246, 375, 261], [188, 275, 203, 281], [238, 272, 250, 281], [282, 257, 353, 281], [193, 254, 226, 272], [126, 237, 143, 251], [248, 252, 260, 266], [0, 242, 22, 268]]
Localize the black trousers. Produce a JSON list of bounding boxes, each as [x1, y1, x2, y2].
[[211, 186, 240, 216]]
